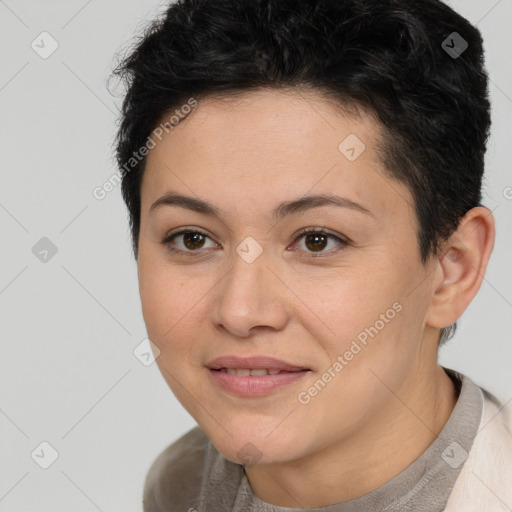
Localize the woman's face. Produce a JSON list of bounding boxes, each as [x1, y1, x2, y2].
[[137, 88, 440, 465]]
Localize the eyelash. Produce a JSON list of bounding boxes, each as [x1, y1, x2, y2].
[[160, 227, 350, 258]]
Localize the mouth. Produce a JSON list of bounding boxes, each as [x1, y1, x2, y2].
[[214, 368, 296, 376], [206, 356, 311, 396], [206, 355, 310, 372]]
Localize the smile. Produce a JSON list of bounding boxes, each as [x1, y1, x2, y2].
[[218, 368, 292, 376], [206, 356, 311, 396]]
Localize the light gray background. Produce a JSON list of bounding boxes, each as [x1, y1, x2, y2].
[[0, 1, 510, 510]]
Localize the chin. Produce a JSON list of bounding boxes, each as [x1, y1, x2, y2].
[[200, 416, 308, 466]]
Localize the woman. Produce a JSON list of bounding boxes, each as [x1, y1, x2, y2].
[[111, 0, 512, 509]]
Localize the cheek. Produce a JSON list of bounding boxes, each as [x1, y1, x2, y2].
[[293, 265, 403, 354], [138, 264, 213, 402], [298, 261, 427, 403], [138, 258, 204, 351]]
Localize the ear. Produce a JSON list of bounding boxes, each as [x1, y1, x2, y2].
[[425, 206, 495, 330]]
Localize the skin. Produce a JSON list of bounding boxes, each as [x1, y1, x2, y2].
[[137, 88, 495, 507]]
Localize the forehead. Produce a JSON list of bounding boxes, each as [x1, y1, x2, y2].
[[141, 88, 415, 227], [147, 88, 375, 170]]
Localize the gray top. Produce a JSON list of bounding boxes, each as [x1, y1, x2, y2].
[[143, 368, 483, 512]]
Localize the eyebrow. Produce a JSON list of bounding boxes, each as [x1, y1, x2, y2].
[[149, 192, 374, 220]]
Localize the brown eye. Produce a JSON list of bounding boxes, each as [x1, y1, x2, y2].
[[161, 229, 219, 255], [292, 228, 349, 256], [304, 232, 329, 252], [182, 232, 206, 250]]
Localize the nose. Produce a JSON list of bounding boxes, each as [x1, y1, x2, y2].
[[210, 249, 290, 338]]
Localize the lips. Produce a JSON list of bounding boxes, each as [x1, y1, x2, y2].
[[221, 368, 281, 376], [206, 355, 309, 373], [206, 355, 311, 396]]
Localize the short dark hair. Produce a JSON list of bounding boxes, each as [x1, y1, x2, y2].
[[111, 0, 491, 344]]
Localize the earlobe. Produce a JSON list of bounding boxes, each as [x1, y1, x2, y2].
[[426, 207, 495, 329]]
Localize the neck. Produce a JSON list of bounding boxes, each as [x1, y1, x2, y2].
[[244, 364, 458, 507]]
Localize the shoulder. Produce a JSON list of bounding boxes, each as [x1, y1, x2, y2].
[[445, 384, 512, 511], [477, 387, 512, 461], [143, 426, 209, 512], [478, 387, 512, 461]]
